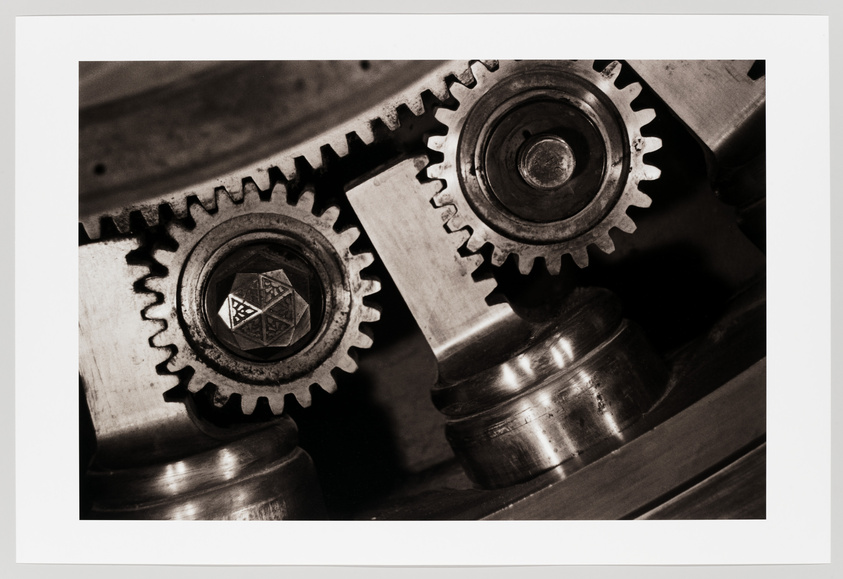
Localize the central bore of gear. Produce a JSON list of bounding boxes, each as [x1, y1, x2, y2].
[[517, 134, 576, 190], [203, 243, 325, 363]]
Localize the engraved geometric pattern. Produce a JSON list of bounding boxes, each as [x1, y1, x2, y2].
[[229, 295, 260, 327], [217, 268, 310, 350]]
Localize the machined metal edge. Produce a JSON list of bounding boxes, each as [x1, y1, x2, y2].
[[79, 60, 496, 241]]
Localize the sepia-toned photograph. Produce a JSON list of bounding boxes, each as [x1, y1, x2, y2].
[[77, 59, 766, 521]]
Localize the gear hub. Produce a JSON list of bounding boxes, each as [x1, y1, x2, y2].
[[146, 186, 380, 415], [427, 60, 663, 273]]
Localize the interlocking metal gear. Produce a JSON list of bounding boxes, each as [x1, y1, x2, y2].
[[145, 185, 380, 415], [427, 60, 663, 274]]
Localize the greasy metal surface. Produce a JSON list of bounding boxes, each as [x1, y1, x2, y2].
[[146, 186, 380, 414], [627, 60, 765, 169], [88, 423, 326, 520], [79, 60, 487, 239], [427, 60, 662, 272]]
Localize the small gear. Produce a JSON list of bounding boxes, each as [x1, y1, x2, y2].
[[427, 60, 663, 274], [145, 184, 380, 415]]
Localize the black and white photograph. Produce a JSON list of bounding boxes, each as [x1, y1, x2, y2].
[[77, 58, 767, 521]]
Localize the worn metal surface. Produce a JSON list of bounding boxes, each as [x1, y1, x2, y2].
[[427, 60, 661, 272], [79, 60, 488, 239], [79, 238, 325, 519], [348, 156, 529, 375], [146, 186, 380, 414], [627, 60, 765, 170], [348, 156, 666, 488]]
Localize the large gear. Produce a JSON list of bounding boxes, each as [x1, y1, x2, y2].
[[427, 60, 663, 274], [145, 184, 380, 415]]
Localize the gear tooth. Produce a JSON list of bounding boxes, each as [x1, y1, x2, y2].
[[112, 211, 131, 234], [166, 354, 186, 374], [353, 252, 375, 270], [277, 157, 297, 181], [240, 394, 259, 415], [406, 94, 425, 116], [516, 254, 535, 275], [301, 145, 324, 171], [150, 330, 171, 348], [267, 395, 287, 414], [168, 197, 189, 219], [216, 188, 237, 209], [144, 302, 170, 321], [617, 214, 638, 234], [595, 235, 616, 254], [251, 169, 271, 192], [153, 247, 177, 268], [189, 201, 211, 222], [241, 190, 262, 210], [644, 136, 663, 153], [331, 138, 349, 159], [320, 379, 339, 396], [140, 206, 159, 228], [623, 82, 643, 101], [362, 304, 381, 322], [209, 386, 230, 407], [296, 190, 316, 212], [643, 164, 661, 181], [636, 108, 657, 127], [444, 211, 466, 232], [545, 254, 562, 276], [320, 205, 341, 226], [354, 122, 376, 145], [362, 278, 381, 297], [217, 178, 243, 202], [427, 135, 447, 152], [491, 245, 509, 267], [429, 78, 450, 102], [465, 253, 485, 270], [381, 109, 401, 131], [469, 60, 492, 84], [432, 187, 453, 207], [196, 189, 217, 212], [270, 181, 288, 200], [465, 233, 485, 253], [336, 355, 358, 374], [448, 80, 472, 103], [631, 189, 653, 208], [426, 163, 444, 180], [433, 106, 455, 125], [80, 217, 102, 240], [340, 225, 361, 246], [600, 60, 622, 83], [571, 248, 590, 268], [354, 333, 374, 349]]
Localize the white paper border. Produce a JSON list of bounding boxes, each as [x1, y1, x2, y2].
[[15, 14, 830, 566]]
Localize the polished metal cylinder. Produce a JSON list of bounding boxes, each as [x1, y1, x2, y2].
[[436, 290, 667, 489], [87, 418, 326, 520]]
